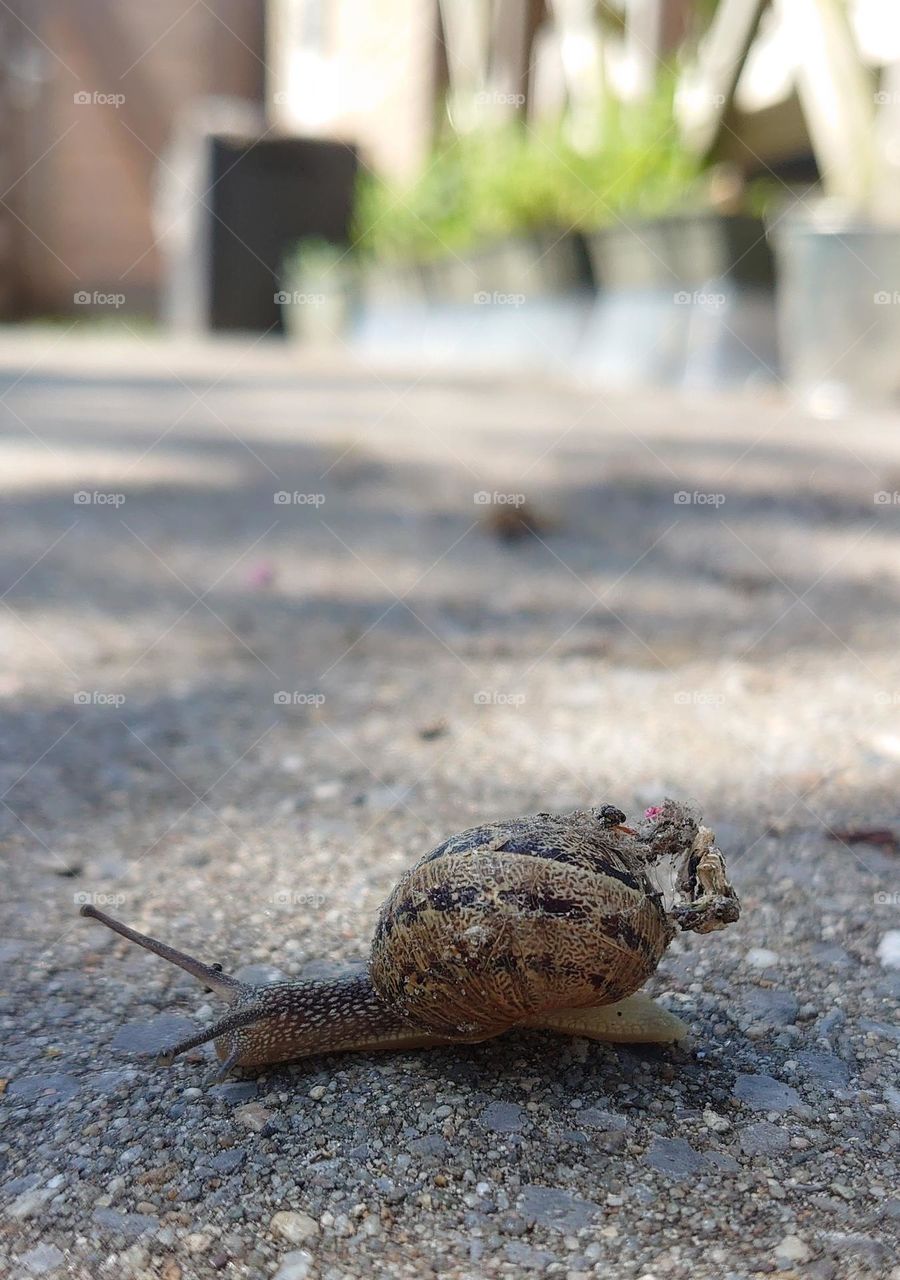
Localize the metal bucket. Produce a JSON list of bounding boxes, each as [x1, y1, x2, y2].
[[774, 213, 900, 414]]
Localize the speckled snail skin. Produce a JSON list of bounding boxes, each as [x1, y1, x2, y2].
[[79, 800, 740, 1075]]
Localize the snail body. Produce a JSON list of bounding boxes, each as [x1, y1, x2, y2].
[[80, 800, 739, 1074]]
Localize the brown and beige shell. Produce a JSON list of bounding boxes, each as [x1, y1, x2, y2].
[[370, 807, 678, 1040]]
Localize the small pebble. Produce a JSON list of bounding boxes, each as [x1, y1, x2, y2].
[[479, 1101, 524, 1133], [776, 1235, 811, 1264], [7, 1187, 55, 1220], [210, 1148, 246, 1174], [14, 1243, 65, 1275], [234, 1103, 272, 1132], [271, 1250, 314, 1280], [733, 1073, 802, 1113], [644, 1137, 708, 1180], [270, 1211, 320, 1244], [793, 1049, 850, 1091], [877, 930, 900, 969], [739, 1120, 790, 1156], [92, 1208, 160, 1238], [518, 1186, 600, 1233]]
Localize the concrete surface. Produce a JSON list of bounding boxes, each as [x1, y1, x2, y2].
[[1, 331, 898, 1279]]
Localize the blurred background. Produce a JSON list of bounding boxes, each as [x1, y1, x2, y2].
[[2, 7, 900, 1275], [2, 0, 900, 404]]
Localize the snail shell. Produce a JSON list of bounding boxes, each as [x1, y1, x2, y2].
[[371, 808, 676, 1040]]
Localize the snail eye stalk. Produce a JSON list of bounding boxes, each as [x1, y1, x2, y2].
[[597, 805, 628, 827]]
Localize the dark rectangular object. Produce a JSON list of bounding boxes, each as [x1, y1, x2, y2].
[[209, 135, 357, 332], [165, 133, 357, 333]]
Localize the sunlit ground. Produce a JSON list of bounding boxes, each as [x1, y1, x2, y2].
[[1, 329, 897, 1276]]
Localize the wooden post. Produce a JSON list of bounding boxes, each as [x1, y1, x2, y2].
[[873, 60, 900, 224], [773, 0, 874, 208], [659, 0, 693, 52], [623, 0, 664, 100], [438, 0, 491, 132], [488, 0, 532, 119], [674, 0, 766, 154], [550, 0, 606, 144]]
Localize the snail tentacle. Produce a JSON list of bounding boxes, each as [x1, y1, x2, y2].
[[155, 1003, 273, 1066], [79, 905, 243, 1000]]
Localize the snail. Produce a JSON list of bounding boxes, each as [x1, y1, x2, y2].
[[79, 799, 739, 1075]]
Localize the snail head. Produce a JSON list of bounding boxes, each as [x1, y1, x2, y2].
[[637, 800, 741, 935]]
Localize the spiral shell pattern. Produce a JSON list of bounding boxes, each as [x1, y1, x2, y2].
[[369, 807, 679, 1039]]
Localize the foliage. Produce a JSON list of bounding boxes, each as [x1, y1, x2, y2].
[[284, 236, 350, 284], [352, 90, 703, 263]]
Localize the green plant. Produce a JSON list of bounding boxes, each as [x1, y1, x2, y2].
[[353, 88, 703, 263], [284, 236, 349, 284]]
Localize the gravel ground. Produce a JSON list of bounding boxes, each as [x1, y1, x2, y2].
[[0, 331, 898, 1280]]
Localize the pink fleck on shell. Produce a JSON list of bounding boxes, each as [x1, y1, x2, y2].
[[644, 805, 664, 819]]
